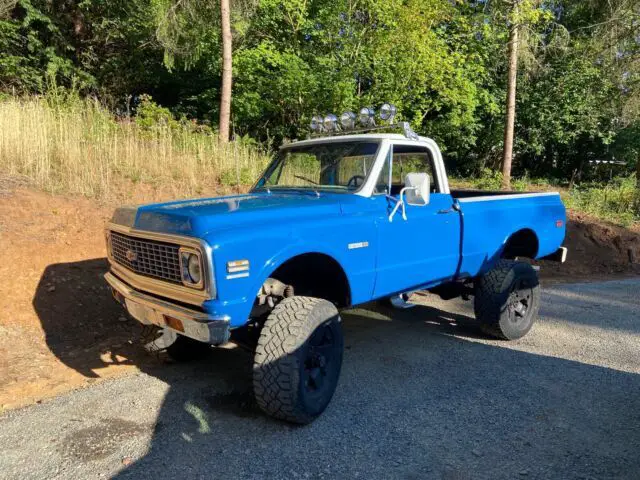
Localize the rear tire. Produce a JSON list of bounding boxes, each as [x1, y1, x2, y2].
[[253, 296, 344, 424], [474, 260, 540, 340]]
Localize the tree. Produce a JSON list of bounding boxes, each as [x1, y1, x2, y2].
[[153, 0, 234, 143], [501, 0, 520, 190], [219, 0, 231, 143], [498, 0, 553, 189]]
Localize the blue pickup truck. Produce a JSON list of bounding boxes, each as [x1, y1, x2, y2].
[[104, 119, 567, 424]]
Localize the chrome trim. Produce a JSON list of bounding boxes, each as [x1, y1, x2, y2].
[[457, 192, 560, 203], [105, 272, 230, 345], [105, 222, 215, 306], [226, 272, 249, 280]]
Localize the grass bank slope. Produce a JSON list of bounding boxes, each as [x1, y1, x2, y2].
[[0, 95, 270, 201]]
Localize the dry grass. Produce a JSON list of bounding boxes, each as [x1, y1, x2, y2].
[[0, 95, 270, 200]]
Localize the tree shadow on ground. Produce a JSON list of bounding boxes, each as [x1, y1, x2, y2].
[[33, 259, 640, 479]]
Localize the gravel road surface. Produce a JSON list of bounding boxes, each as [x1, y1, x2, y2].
[[1, 278, 639, 479]]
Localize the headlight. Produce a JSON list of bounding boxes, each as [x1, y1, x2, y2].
[[180, 249, 204, 289], [187, 254, 201, 284]]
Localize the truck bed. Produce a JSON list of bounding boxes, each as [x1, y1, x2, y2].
[[450, 190, 566, 278]]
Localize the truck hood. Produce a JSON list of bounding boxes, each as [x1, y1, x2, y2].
[[129, 191, 344, 237]]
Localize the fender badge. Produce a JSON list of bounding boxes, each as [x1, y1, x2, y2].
[[348, 241, 369, 250], [227, 259, 250, 273]]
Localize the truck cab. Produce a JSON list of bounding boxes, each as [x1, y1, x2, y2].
[[104, 115, 567, 424]]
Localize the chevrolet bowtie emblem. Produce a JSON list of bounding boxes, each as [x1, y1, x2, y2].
[[125, 249, 138, 262]]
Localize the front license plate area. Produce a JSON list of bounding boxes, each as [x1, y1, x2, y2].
[[125, 299, 164, 327]]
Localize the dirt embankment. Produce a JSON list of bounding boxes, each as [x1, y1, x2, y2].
[[539, 212, 640, 282], [0, 187, 639, 412]]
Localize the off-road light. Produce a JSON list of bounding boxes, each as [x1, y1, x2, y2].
[[323, 114, 338, 132], [340, 111, 356, 129], [358, 107, 375, 127], [379, 103, 397, 122], [310, 115, 324, 132]]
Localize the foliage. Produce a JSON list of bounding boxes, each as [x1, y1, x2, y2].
[[0, 0, 94, 92], [0, 0, 638, 185], [565, 176, 640, 226]]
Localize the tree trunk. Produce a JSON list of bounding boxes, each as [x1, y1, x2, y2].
[[636, 156, 640, 189], [219, 0, 232, 144], [501, 10, 520, 191]]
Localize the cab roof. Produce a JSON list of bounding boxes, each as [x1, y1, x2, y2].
[[282, 133, 434, 149]]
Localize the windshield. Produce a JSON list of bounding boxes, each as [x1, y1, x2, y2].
[[254, 141, 380, 193]]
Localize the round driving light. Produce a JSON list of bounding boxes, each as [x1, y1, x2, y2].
[[310, 115, 323, 132], [340, 111, 356, 129], [358, 107, 375, 127], [323, 114, 338, 131], [187, 254, 202, 284], [379, 103, 397, 121]]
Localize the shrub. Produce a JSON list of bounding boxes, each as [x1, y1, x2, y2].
[[565, 176, 639, 226]]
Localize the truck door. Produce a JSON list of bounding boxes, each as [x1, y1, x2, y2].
[[372, 142, 461, 298]]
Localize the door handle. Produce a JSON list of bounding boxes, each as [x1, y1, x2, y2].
[[437, 203, 461, 215]]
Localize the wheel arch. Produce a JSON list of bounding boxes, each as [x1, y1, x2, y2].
[[501, 228, 539, 260], [263, 252, 352, 308]]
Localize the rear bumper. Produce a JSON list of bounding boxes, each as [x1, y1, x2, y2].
[[541, 247, 568, 263], [105, 271, 231, 345]]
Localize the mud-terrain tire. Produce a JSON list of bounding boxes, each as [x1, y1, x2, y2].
[[253, 296, 344, 424], [141, 326, 211, 362], [474, 260, 540, 340]]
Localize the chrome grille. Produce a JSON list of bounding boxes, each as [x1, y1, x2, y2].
[[110, 231, 182, 284]]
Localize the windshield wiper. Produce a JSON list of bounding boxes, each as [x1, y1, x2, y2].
[[267, 187, 321, 197], [293, 174, 319, 185]]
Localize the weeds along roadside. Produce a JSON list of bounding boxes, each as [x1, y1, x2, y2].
[[0, 93, 271, 201]]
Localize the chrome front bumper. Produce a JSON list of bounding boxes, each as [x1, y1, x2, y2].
[[105, 271, 231, 345]]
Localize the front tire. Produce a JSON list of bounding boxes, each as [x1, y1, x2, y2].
[[474, 260, 540, 340], [253, 296, 344, 424]]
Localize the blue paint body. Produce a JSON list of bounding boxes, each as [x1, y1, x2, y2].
[[132, 188, 566, 328]]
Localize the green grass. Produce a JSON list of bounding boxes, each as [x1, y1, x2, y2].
[[564, 176, 640, 226]]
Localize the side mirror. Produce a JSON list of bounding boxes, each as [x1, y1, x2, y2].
[[405, 173, 430, 206], [387, 173, 431, 222]]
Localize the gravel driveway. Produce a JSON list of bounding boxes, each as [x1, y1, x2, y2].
[[1, 278, 639, 479]]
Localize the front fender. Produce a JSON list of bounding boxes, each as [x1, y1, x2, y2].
[[201, 223, 375, 328]]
